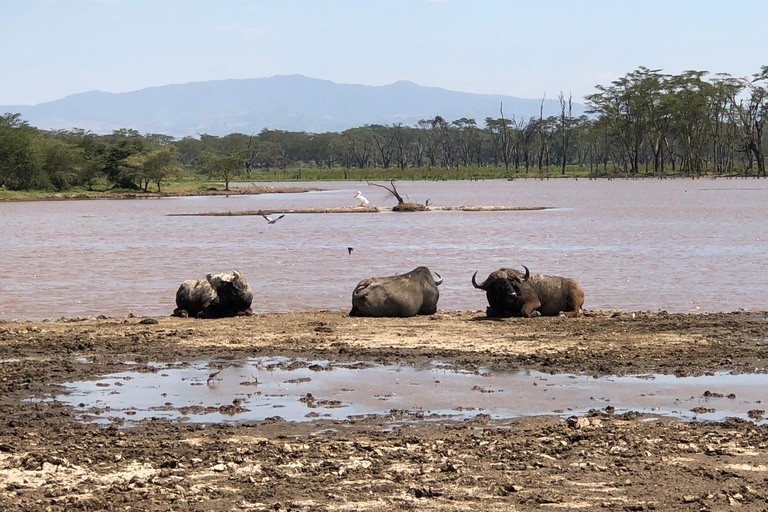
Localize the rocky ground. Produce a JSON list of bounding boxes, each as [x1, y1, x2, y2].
[[1, 309, 767, 511]]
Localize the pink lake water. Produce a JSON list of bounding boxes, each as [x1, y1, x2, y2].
[[2, 178, 766, 320]]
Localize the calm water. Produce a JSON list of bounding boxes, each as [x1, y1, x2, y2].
[[53, 357, 768, 425], [2, 179, 766, 320]]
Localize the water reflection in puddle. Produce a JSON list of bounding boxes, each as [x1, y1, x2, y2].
[[52, 358, 768, 425]]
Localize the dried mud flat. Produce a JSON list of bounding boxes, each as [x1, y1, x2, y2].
[[1, 309, 768, 511]]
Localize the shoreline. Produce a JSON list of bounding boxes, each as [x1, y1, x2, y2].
[[2, 174, 766, 203], [0, 185, 319, 202], [1, 308, 765, 377], [1, 308, 767, 509]]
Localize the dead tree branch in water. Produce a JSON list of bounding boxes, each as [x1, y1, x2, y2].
[[367, 179, 405, 204], [366, 179, 427, 211]]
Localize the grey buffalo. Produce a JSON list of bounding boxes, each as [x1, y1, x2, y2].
[[173, 270, 254, 318], [350, 266, 443, 317], [472, 265, 584, 318]]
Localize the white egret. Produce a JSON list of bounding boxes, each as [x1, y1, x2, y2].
[[353, 191, 369, 206]]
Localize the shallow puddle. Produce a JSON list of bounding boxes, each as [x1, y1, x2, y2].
[[51, 358, 768, 425]]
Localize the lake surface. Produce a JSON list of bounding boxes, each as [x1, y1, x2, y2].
[[2, 178, 766, 320]]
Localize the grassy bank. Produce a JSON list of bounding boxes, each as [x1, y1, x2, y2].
[[242, 163, 767, 182], [2, 165, 763, 201], [0, 177, 316, 202]]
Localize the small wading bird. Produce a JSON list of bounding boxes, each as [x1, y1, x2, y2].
[[207, 370, 222, 384], [261, 214, 285, 224], [348, 247, 353, 255], [353, 191, 369, 206]]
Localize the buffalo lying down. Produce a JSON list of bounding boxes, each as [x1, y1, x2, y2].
[[350, 266, 443, 317], [472, 265, 584, 318], [173, 270, 253, 318]]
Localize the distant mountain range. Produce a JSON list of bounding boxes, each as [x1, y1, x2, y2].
[[0, 75, 587, 137]]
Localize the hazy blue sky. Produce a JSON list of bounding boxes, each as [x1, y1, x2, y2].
[[2, 0, 766, 105]]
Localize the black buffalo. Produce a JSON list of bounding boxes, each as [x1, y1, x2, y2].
[[173, 270, 254, 318], [350, 266, 443, 317], [472, 265, 584, 318]]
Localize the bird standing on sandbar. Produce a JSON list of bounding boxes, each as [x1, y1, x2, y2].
[[353, 191, 369, 207], [261, 214, 285, 224]]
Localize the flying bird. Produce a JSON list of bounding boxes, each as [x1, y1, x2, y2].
[[353, 191, 369, 206], [261, 214, 285, 224]]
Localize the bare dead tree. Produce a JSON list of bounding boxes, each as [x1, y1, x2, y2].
[[366, 179, 427, 211], [366, 179, 405, 204], [242, 133, 261, 178], [559, 91, 573, 175]]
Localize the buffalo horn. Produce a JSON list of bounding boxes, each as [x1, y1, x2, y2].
[[471, 271, 485, 289], [433, 272, 443, 286], [521, 265, 530, 282]]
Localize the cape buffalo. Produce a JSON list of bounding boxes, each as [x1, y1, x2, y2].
[[472, 265, 584, 318], [173, 270, 254, 318], [350, 266, 443, 317]]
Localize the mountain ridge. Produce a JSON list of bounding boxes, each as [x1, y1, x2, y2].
[[0, 75, 587, 137]]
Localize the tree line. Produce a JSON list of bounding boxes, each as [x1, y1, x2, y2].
[[1, 66, 766, 192]]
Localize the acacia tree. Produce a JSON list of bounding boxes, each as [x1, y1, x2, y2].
[[728, 68, 768, 177], [431, 115, 456, 168], [452, 118, 479, 167], [705, 74, 742, 174], [200, 151, 243, 190], [41, 138, 84, 190], [639, 69, 672, 175], [666, 70, 712, 175], [586, 71, 647, 173], [0, 113, 45, 190], [416, 118, 439, 167], [102, 129, 147, 188], [135, 146, 183, 192]]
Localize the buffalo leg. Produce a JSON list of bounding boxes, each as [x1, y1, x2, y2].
[[561, 288, 585, 318], [520, 302, 541, 318], [559, 308, 581, 318]]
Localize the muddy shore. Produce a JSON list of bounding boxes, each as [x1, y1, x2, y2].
[[1, 309, 768, 511]]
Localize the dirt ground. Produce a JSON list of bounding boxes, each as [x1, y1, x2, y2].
[[1, 309, 767, 511]]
